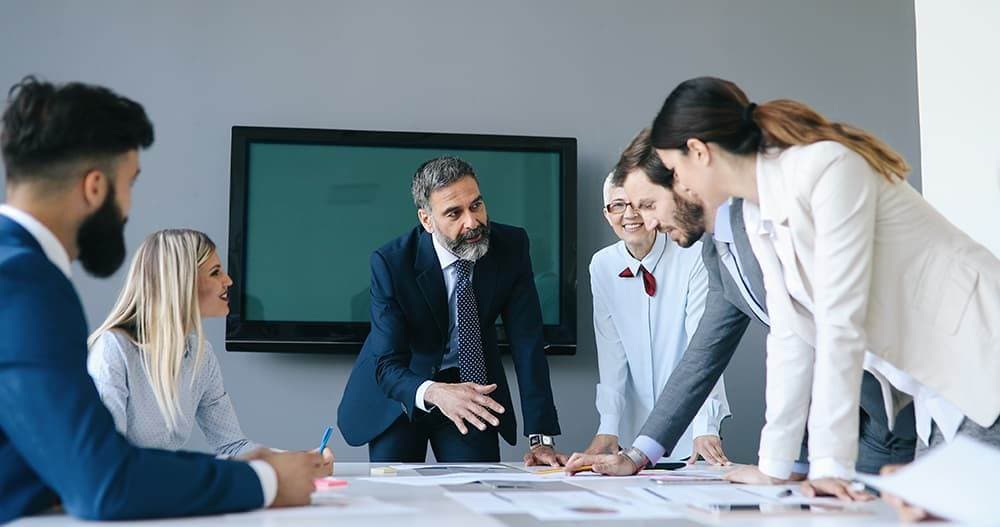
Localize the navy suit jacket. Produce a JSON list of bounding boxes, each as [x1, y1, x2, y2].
[[0, 216, 263, 522], [338, 222, 560, 447]]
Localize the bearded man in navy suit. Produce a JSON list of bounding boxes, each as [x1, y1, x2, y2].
[[339, 156, 563, 465]]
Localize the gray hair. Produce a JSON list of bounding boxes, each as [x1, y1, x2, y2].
[[411, 156, 477, 210]]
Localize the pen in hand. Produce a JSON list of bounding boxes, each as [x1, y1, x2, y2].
[[318, 426, 333, 453]]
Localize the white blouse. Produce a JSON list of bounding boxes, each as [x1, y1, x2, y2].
[[88, 330, 258, 458], [590, 233, 730, 458]]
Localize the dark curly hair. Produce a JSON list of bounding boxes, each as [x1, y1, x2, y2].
[[2, 76, 154, 184]]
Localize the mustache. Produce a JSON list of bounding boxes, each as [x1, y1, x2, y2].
[[456, 223, 489, 244]]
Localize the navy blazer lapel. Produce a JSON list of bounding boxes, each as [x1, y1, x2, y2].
[[414, 231, 449, 338], [473, 240, 497, 325], [730, 199, 768, 307]]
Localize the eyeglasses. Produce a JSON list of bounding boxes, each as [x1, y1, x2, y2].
[[604, 201, 636, 215]]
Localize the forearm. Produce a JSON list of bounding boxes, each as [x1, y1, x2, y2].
[[637, 308, 748, 451], [1, 367, 264, 520], [757, 332, 815, 479]]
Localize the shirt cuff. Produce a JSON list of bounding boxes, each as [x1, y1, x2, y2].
[[632, 435, 666, 466], [248, 460, 278, 508], [596, 415, 621, 437], [691, 414, 720, 438], [792, 461, 810, 476], [758, 456, 797, 480], [808, 457, 856, 480], [415, 380, 435, 412]]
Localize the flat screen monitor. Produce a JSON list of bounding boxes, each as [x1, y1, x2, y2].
[[227, 126, 576, 354]]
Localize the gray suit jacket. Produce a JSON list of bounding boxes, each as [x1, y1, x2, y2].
[[637, 199, 913, 458]]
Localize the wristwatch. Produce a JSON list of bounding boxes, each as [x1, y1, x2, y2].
[[528, 434, 555, 450], [618, 446, 650, 474]]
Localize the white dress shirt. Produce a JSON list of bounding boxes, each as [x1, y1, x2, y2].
[[0, 204, 276, 507], [590, 233, 730, 458], [742, 144, 974, 480]]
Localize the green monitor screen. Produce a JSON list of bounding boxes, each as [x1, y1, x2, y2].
[[226, 127, 577, 354]]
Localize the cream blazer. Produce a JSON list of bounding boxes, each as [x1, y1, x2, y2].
[[744, 141, 1000, 478]]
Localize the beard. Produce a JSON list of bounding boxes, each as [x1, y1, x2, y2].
[[77, 184, 128, 277], [672, 191, 707, 249], [437, 221, 491, 261]]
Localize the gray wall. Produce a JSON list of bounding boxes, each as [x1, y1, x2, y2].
[[0, 0, 920, 463]]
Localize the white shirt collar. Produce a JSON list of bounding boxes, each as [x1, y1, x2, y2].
[[430, 231, 461, 270], [713, 199, 735, 244], [615, 231, 667, 276], [0, 204, 72, 278], [754, 149, 787, 235]]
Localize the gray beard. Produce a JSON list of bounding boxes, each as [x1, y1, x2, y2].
[[452, 237, 489, 261], [434, 228, 490, 262]]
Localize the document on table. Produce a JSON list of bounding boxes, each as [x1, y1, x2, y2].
[[448, 490, 682, 520], [388, 463, 513, 472], [445, 492, 522, 514], [630, 484, 842, 506], [362, 473, 541, 486], [364, 468, 662, 486], [650, 465, 732, 484], [856, 435, 1000, 525], [225, 495, 415, 520], [632, 484, 771, 506]]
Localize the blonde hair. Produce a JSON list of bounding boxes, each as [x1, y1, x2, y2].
[[89, 229, 216, 432]]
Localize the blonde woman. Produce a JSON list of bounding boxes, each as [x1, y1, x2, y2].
[[88, 229, 285, 459]]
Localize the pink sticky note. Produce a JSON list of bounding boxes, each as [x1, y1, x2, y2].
[[314, 477, 349, 490]]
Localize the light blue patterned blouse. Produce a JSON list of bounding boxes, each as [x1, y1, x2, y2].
[[87, 330, 258, 458]]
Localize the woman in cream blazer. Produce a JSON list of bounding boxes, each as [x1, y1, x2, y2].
[[646, 77, 1000, 500]]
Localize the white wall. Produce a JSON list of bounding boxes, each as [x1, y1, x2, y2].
[[915, 0, 1000, 256]]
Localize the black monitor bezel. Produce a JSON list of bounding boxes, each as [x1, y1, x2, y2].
[[226, 126, 577, 354]]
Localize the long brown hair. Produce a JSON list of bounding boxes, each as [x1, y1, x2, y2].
[[649, 77, 909, 182]]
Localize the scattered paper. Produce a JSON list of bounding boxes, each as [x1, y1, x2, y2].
[[493, 490, 682, 520], [361, 469, 657, 486], [856, 435, 1000, 525], [226, 495, 414, 520], [634, 484, 769, 506], [388, 463, 512, 471], [650, 465, 731, 484], [445, 492, 522, 514], [362, 473, 528, 486], [632, 484, 842, 506]]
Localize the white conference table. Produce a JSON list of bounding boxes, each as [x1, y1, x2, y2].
[[12, 463, 918, 527]]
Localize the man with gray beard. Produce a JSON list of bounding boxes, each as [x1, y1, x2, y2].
[[339, 156, 563, 465]]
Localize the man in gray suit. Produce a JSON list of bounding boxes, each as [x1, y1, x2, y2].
[[565, 146, 915, 478]]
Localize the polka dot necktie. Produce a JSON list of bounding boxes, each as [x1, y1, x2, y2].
[[453, 259, 488, 385]]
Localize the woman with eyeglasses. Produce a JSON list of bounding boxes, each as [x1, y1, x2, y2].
[[582, 129, 731, 466]]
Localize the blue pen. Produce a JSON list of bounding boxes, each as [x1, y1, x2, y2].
[[318, 426, 333, 453]]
